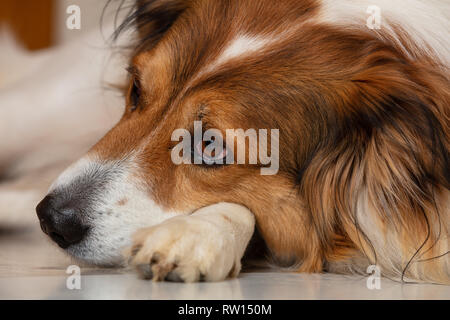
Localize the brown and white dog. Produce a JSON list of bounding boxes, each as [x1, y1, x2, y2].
[[35, 0, 449, 283]]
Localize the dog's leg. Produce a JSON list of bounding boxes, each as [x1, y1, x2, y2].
[[126, 202, 255, 282]]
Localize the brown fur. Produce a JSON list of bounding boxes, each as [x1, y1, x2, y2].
[[95, 0, 449, 283]]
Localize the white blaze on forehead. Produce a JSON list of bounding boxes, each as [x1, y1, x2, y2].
[[216, 34, 273, 65], [196, 34, 276, 79]]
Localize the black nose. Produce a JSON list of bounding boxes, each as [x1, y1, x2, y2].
[[36, 195, 87, 248]]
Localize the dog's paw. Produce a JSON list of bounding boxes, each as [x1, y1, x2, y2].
[[125, 215, 241, 282]]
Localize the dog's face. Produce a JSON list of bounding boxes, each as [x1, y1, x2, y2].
[[35, 0, 450, 274], [36, 0, 316, 265]]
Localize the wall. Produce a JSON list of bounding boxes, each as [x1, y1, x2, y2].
[[0, 0, 54, 50]]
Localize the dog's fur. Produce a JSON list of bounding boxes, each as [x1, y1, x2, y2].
[[31, 0, 450, 283]]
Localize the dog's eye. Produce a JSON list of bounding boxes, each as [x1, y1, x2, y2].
[[129, 78, 141, 111], [193, 139, 228, 166]]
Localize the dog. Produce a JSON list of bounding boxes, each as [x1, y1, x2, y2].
[[35, 0, 449, 283]]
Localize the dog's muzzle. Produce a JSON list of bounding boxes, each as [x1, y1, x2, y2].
[[36, 194, 89, 248]]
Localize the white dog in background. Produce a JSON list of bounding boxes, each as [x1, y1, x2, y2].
[[0, 23, 125, 227]]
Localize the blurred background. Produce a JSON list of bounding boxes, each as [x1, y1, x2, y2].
[[0, 0, 107, 50], [0, 0, 126, 283]]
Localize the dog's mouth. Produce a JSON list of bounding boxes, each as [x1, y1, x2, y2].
[[35, 157, 184, 266]]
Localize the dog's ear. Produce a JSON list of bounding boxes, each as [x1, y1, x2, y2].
[[116, 0, 190, 50], [135, 0, 189, 44], [300, 52, 450, 282]]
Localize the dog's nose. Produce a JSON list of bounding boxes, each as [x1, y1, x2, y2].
[[36, 195, 87, 249]]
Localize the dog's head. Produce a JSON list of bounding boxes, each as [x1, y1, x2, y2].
[[35, 0, 450, 268], [36, 0, 300, 265]]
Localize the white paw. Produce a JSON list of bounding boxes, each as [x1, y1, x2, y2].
[[126, 213, 242, 282]]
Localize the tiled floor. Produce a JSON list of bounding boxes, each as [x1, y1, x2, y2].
[[3, 272, 450, 300], [1, 222, 449, 300]]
